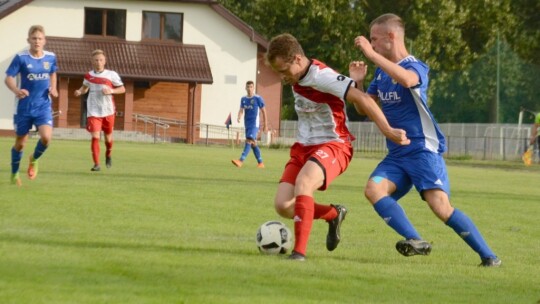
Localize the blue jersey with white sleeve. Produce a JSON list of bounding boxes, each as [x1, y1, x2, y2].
[[240, 95, 265, 128], [5, 50, 57, 115], [367, 56, 445, 157]]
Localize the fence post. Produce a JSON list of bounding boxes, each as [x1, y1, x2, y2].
[[482, 137, 487, 160], [153, 123, 157, 144], [205, 125, 209, 146], [446, 136, 451, 158], [502, 136, 506, 160]]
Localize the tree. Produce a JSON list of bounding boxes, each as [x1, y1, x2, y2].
[[219, 0, 540, 122], [221, 0, 368, 119]]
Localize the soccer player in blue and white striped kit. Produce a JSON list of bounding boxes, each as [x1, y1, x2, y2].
[[4, 25, 57, 186], [350, 14, 501, 266]]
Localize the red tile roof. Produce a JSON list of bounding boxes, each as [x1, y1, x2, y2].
[[46, 37, 213, 84]]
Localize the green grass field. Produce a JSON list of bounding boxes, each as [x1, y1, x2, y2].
[[1, 137, 539, 304]]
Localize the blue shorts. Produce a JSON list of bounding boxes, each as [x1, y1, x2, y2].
[[370, 151, 450, 201], [14, 110, 53, 136], [245, 126, 259, 140]]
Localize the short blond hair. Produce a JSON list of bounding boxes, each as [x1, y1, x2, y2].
[[92, 49, 105, 57], [28, 25, 45, 37], [370, 13, 405, 34]]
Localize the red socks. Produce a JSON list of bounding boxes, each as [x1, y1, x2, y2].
[[105, 140, 113, 158], [91, 138, 100, 165], [92, 138, 113, 165], [313, 203, 337, 221], [293, 196, 339, 256], [293, 195, 315, 256]]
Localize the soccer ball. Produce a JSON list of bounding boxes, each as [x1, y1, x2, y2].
[[256, 221, 293, 254]]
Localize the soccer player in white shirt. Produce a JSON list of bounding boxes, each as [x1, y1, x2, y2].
[[75, 49, 125, 171], [266, 33, 410, 260]]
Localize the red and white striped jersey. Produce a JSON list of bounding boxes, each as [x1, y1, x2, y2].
[[292, 59, 355, 145], [83, 69, 123, 118]]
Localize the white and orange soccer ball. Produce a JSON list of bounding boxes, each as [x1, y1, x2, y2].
[[256, 221, 293, 254]]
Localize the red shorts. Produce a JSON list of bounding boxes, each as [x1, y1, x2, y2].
[[87, 115, 115, 134], [280, 141, 353, 190]]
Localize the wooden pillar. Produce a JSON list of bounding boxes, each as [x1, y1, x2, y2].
[[57, 77, 69, 128], [123, 81, 134, 131], [187, 82, 196, 144]]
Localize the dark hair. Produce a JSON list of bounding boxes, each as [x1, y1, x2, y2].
[[266, 33, 304, 64], [246, 80, 254, 86]]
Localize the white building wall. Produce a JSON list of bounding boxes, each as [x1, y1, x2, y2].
[[182, 4, 258, 127], [0, 0, 259, 130]]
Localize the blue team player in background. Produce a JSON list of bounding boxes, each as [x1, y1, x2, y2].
[[231, 80, 268, 168], [4, 25, 58, 186], [350, 14, 501, 267]]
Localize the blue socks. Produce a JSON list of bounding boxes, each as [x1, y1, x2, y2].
[[374, 196, 421, 240], [253, 145, 262, 163], [239, 143, 251, 161], [11, 140, 48, 174], [446, 209, 497, 259], [240, 143, 263, 163], [11, 147, 23, 174], [374, 197, 497, 259], [33, 140, 48, 160]]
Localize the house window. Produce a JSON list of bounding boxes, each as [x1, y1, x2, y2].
[[143, 11, 183, 42], [85, 7, 126, 39]]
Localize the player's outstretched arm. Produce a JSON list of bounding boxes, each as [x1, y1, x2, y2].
[[261, 108, 268, 132], [346, 88, 410, 145], [349, 61, 369, 115], [237, 108, 243, 123], [49, 72, 58, 98], [74, 84, 89, 97], [354, 35, 419, 88]]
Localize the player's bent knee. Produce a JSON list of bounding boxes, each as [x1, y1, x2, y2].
[[364, 186, 380, 204], [275, 206, 293, 219], [274, 199, 295, 219], [40, 138, 51, 146]]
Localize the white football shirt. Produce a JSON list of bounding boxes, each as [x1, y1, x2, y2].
[[83, 69, 123, 117], [292, 59, 355, 145]]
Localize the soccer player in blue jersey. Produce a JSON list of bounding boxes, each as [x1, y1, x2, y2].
[[231, 80, 268, 168], [4, 25, 58, 186], [350, 14, 501, 267]]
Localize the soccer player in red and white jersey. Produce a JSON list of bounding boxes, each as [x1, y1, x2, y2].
[[266, 33, 410, 260], [74, 49, 125, 171]]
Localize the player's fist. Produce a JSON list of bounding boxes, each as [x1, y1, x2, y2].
[[102, 86, 113, 95], [16, 89, 30, 99], [49, 87, 58, 98], [388, 128, 410, 146], [349, 61, 368, 83]]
